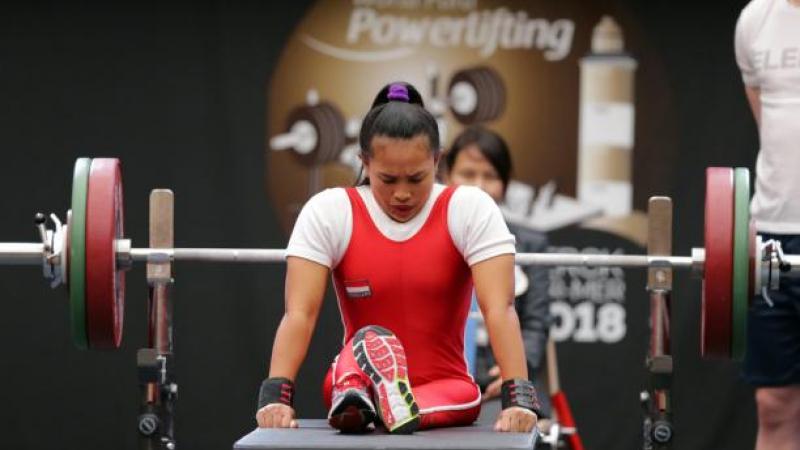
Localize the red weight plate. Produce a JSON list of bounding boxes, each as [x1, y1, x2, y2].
[[702, 167, 734, 358], [85, 158, 125, 349]]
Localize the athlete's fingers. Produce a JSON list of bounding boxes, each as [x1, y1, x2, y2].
[[497, 407, 536, 432], [259, 409, 274, 428], [520, 410, 535, 432], [494, 410, 510, 432], [255, 407, 269, 428], [257, 404, 293, 428], [512, 408, 536, 432], [281, 411, 295, 428]]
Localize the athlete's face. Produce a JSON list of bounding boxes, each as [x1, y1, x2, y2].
[[446, 145, 505, 203], [364, 134, 438, 223]]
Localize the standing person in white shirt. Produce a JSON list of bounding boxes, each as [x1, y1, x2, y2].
[[735, 1, 800, 449]]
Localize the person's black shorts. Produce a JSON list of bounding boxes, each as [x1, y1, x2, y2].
[[742, 233, 800, 387]]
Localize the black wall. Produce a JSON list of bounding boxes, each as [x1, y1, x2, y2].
[[0, 1, 760, 449]]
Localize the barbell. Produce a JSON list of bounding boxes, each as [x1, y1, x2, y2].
[[1, 158, 797, 360]]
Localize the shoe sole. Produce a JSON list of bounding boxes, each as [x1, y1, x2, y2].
[[328, 389, 376, 434], [353, 326, 420, 434]]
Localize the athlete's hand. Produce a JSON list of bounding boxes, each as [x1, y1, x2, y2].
[[483, 365, 502, 401], [494, 406, 537, 433], [256, 403, 298, 428]]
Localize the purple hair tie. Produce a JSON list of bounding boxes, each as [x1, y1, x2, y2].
[[387, 83, 410, 102]]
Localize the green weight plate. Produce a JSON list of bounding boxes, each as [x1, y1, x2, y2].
[[70, 158, 91, 350], [731, 168, 750, 361]]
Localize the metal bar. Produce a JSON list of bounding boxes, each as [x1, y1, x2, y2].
[[131, 248, 287, 263], [21, 245, 800, 272], [129, 247, 697, 268], [516, 253, 693, 268], [0, 243, 44, 264]]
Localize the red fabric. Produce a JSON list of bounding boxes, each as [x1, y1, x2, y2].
[[413, 378, 481, 429], [333, 186, 474, 386], [323, 333, 481, 430], [323, 186, 480, 428]]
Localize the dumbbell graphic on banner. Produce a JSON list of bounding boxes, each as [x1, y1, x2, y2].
[[268, 90, 361, 192]]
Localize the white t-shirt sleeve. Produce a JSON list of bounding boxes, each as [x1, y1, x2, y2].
[[286, 188, 352, 268], [735, 4, 758, 87], [448, 186, 516, 266]]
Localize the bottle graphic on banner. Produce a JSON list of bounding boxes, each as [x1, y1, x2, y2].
[[577, 16, 637, 218]]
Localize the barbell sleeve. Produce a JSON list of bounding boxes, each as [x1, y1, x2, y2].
[[0, 243, 47, 265]]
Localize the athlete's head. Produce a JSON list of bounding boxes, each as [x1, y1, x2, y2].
[[443, 125, 511, 204], [359, 82, 441, 223]]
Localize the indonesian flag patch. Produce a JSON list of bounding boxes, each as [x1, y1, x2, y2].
[[344, 279, 372, 299]]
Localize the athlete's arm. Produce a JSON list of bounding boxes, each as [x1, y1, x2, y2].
[[472, 253, 527, 380], [473, 254, 537, 432], [269, 256, 329, 380], [256, 256, 328, 428]]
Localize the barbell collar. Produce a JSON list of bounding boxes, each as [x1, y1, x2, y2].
[[691, 248, 706, 278], [116, 239, 132, 270]]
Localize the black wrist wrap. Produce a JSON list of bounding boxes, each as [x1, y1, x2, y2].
[[257, 377, 294, 410], [500, 378, 542, 416]]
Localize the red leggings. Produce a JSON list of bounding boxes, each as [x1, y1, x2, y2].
[[322, 334, 481, 430]]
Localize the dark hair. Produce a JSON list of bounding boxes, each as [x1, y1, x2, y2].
[[445, 125, 512, 192], [359, 81, 440, 161]]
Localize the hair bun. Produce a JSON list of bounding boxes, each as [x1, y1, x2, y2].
[[387, 83, 410, 102]]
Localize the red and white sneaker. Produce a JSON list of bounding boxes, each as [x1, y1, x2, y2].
[[352, 326, 420, 434], [328, 373, 377, 433]]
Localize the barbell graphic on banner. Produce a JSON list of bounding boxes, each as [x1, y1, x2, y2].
[[268, 66, 507, 177], [0, 158, 798, 359]]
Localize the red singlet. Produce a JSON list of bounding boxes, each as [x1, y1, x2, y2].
[[323, 186, 481, 428]]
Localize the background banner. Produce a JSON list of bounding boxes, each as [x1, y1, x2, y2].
[[0, 1, 762, 449]]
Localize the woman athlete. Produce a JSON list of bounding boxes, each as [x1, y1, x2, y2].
[[255, 82, 541, 434]]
